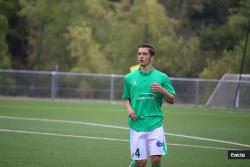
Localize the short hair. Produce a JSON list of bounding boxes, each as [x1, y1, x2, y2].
[[137, 43, 156, 56]]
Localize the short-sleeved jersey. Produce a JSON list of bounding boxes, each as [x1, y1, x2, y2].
[[123, 67, 176, 132]]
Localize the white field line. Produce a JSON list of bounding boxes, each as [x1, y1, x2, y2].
[[166, 133, 250, 148], [0, 128, 237, 151], [0, 115, 249, 148], [0, 128, 129, 142]]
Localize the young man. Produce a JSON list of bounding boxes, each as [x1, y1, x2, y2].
[[123, 43, 176, 167]]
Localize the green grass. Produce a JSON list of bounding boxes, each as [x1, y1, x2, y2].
[[0, 98, 249, 167]]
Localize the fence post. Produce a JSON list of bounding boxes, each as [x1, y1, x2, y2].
[[51, 71, 57, 100], [195, 79, 200, 107], [110, 74, 115, 103], [235, 74, 240, 108]]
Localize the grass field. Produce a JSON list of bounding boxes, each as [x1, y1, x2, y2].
[[0, 98, 249, 167]]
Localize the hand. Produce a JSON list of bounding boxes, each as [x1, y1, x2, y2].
[[150, 82, 175, 104], [128, 110, 136, 121], [124, 100, 137, 121], [150, 82, 164, 94]]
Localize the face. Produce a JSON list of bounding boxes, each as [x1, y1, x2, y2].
[[137, 47, 153, 67]]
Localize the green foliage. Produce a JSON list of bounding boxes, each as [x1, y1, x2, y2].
[[117, 0, 201, 76], [200, 39, 250, 79], [19, 0, 70, 70], [65, 22, 111, 73], [104, 0, 189, 74], [0, 0, 20, 17], [200, 0, 250, 78], [200, 50, 240, 79], [0, 15, 11, 69], [155, 35, 200, 77], [19, 0, 115, 72], [2, 0, 250, 78], [0, 0, 27, 69]]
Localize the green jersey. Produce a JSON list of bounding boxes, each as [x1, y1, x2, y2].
[[123, 68, 176, 132]]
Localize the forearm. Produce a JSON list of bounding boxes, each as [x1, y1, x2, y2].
[[162, 89, 175, 104], [150, 83, 175, 104], [124, 100, 133, 112]]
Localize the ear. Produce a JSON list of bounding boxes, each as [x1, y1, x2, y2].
[[151, 56, 155, 61]]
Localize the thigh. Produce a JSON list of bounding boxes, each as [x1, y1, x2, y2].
[[130, 129, 148, 160]]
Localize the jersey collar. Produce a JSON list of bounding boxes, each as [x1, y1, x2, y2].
[[139, 67, 154, 76]]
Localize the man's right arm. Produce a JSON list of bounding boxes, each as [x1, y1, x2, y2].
[[124, 100, 136, 120]]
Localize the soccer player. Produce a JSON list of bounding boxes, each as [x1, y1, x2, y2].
[[123, 43, 176, 167]]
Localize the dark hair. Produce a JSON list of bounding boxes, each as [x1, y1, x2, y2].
[[137, 43, 155, 56]]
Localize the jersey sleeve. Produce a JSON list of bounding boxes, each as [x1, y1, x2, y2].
[[162, 75, 176, 96], [122, 76, 130, 100]]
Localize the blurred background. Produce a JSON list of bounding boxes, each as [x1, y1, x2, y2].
[[1, 0, 249, 77], [0, 0, 250, 109]]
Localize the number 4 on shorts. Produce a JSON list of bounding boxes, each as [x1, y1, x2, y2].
[[135, 148, 140, 158]]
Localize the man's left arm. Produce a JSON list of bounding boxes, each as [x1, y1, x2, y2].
[[150, 83, 175, 104]]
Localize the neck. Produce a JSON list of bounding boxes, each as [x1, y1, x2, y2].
[[140, 64, 152, 72]]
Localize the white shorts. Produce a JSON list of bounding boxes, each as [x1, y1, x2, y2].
[[130, 126, 168, 160]]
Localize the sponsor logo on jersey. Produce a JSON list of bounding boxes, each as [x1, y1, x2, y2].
[[137, 93, 156, 100]]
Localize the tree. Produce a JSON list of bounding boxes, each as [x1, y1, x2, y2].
[[0, 0, 28, 69], [0, 15, 10, 69], [19, 0, 114, 72], [16, 0, 249, 78], [20, 0, 75, 71], [200, 0, 250, 78], [65, 22, 111, 73], [103, 0, 201, 76]]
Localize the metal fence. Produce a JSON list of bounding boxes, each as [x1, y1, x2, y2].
[[0, 69, 249, 109]]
